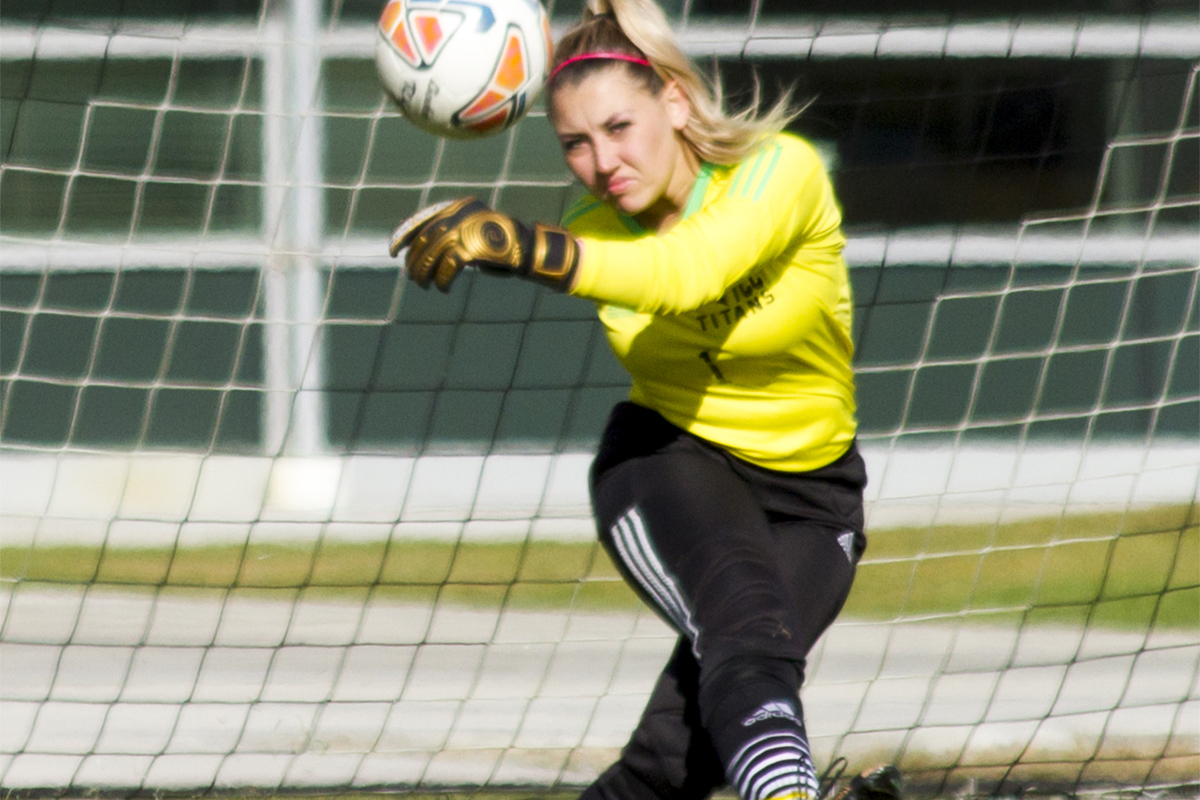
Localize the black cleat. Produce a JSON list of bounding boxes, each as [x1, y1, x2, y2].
[[830, 764, 904, 800]]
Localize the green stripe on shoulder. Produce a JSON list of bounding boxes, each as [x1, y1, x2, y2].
[[682, 162, 716, 220], [750, 143, 784, 202], [561, 197, 604, 227], [732, 150, 766, 199], [726, 151, 757, 198]]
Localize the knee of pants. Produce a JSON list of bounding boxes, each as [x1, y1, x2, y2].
[[698, 653, 804, 731]]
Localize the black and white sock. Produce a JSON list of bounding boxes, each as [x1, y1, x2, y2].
[[724, 696, 819, 800], [701, 657, 820, 800]]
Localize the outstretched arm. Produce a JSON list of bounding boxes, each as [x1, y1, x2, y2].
[[390, 139, 840, 310]]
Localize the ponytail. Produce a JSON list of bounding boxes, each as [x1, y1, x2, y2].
[[549, 0, 798, 166]]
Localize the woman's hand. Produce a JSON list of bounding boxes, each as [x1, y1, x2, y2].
[[390, 197, 580, 293]]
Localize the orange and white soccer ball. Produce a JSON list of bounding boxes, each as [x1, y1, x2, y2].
[[375, 0, 553, 139]]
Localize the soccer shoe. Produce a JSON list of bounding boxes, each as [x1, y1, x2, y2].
[[829, 764, 904, 800]]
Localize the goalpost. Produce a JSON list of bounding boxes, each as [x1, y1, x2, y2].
[[0, 0, 1197, 795]]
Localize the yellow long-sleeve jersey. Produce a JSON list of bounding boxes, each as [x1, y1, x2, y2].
[[563, 133, 857, 472]]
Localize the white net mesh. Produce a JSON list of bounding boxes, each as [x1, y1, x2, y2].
[[0, 1, 1197, 795]]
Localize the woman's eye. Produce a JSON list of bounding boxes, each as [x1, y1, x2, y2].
[[609, 121, 630, 134]]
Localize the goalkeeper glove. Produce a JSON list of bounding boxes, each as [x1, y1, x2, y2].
[[389, 197, 580, 293]]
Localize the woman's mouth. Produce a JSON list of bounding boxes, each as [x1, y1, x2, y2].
[[605, 177, 633, 196]]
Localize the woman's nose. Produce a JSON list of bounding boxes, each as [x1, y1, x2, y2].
[[593, 138, 620, 174]]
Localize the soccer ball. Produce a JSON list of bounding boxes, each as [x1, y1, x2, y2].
[[375, 0, 553, 139]]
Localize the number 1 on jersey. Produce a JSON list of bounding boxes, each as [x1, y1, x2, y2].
[[699, 350, 726, 383]]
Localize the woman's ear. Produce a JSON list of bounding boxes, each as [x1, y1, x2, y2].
[[662, 79, 691, 131]]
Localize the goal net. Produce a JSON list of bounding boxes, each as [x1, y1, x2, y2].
[[0, 0, 1196, 795]]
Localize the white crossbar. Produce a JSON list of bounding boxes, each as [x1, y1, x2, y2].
[[0, 229, 1195, 273], [1, 16, 1197, 62]]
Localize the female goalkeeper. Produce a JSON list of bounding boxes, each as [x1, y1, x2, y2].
[[391, 1, 901, 798]]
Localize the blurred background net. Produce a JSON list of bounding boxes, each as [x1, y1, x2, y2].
[[0, 0, 1197, 795]]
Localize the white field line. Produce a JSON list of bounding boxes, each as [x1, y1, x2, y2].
[[0, 442, 1196, 545]]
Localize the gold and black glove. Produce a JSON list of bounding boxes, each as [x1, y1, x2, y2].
[[389, 197, 580, 293]]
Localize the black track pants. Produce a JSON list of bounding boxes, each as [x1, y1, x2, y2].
[[582, 402, 866, 800]]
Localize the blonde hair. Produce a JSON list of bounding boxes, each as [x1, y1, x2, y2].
[[548, 0, 798, 166]]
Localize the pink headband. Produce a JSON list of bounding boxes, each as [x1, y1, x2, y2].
[[549, 51, 653, 82]]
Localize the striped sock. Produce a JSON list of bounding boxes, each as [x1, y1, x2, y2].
[[723, 698, 820, 800]]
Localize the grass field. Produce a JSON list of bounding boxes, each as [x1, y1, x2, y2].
[[2, 504, 1195, 629]]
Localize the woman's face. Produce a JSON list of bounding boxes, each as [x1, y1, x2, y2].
[[550, 67, 696, 230]]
